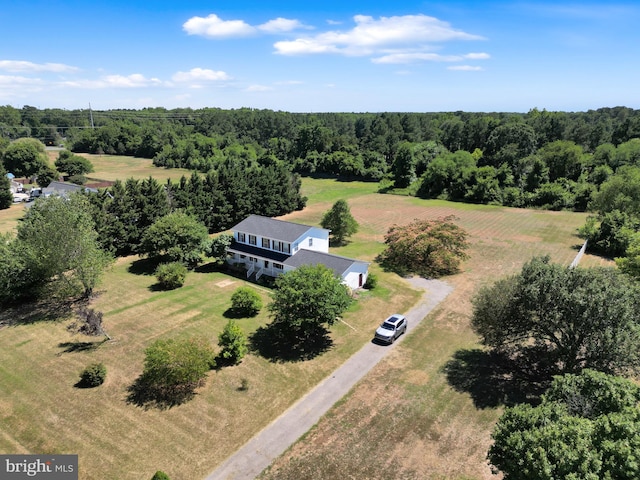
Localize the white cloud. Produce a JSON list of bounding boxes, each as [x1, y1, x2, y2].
[[464, 52, 491, 60], [372, 52, 461, 64], [183, 14, 255, 38], [274, 14, 484, 56], [61, 74, 165, 89], [102, 74, 163, 88], [448, 65, 483, 71], [183, 14, 310, 38], [373, 50, 491, 64], [258, 18, 311, 33], [0, 60, 78, 73], [172, 68, 231, 82]]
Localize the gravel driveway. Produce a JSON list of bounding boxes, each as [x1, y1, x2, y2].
[[205, 277, 454, 480]]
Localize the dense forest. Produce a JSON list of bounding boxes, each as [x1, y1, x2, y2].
[[2, 105, 640, 263]]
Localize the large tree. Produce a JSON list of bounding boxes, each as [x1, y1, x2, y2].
[[269, 264, 352, 331], [489, 369, 640, 480], [376, 216, 469, 278], [1, 137, 48, 177], [472, 256, 640, 376], [15, 194, 112, 298], [320, 199, 359, 246], [140, 211, 210, 267], [54, 150, 94, 176]]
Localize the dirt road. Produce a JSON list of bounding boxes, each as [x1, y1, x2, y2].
[[205, 277, 454, 480]]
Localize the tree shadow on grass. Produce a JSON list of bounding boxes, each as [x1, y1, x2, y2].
[[223, 307, 259, 319], [249, 321, 333, 362], [125, 376, 199, 410], [0, 299, 74, 327], [57, 339, 106, 354], [194, 261, 223, 274], [128, 256, 161, 276], [442, 349, 552, 409]]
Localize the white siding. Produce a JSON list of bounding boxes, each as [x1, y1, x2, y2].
[[342, 263, 369, 290]]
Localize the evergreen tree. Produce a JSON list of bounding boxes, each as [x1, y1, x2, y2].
[[320, 199, 359, 246], [0, 165, 12, 209]]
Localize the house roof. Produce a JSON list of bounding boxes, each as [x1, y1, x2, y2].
[[232, 214, 328, 243], [43, 181, 98, 195], [283, 249, 368, 277]]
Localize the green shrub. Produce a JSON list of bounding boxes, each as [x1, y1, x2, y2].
[[151, 471, 170, 480], [363, 272, 378, 289], [68, 174, 87, 185], [142, 337, 215, 395], [218, 320, 248, 364], [79, 362, 106, 387], [230, 286, 262, 316], [155, 262, 187, 290]]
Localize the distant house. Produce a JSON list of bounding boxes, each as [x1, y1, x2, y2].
[[41, 181, 98, 198], [227, 214, 369, 290]]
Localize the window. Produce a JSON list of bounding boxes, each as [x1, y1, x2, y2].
[[273, 241, 290, 254], [309, 238, 313, 247], [238, 233, 246, 243], [249, 235, 257, 246], [262, 238, 271, 248], [274, 263, 283, 270]]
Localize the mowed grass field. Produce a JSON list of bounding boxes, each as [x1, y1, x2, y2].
[[43, 150, 192, 184], [0, 166, 613, 479], [261, 182, 613, 480]]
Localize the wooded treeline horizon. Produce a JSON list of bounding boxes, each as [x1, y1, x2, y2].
[[3, 104, 640, 261]]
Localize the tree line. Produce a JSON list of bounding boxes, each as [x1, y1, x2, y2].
[[3, 105, 640, 263]]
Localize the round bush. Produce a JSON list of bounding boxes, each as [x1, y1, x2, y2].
[[230, 286, 262, 316], [80, 362, 106, 387], [155, 262, 187, 290], [151, 471, 170, 480]]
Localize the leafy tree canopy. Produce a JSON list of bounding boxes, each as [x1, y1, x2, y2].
[[1, 137, 48, 178], [269, 264, 352, 329], [54, 150, 94, 176], [14, 194, 112, 299], [377, 215, 469, 278], [140, 211, 210, 267], [472, 256, 640, 377], [320, 199, 359, 246], [489, 369, 640, 480]]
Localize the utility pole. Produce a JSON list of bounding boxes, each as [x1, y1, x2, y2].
[[89, 103, 94, 129]]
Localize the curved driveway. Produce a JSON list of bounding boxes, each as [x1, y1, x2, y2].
[[205, 277, 454, 480]]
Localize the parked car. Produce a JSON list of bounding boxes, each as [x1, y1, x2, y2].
[[374, 314, 407, 344]]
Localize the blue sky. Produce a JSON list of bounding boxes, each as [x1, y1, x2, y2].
[[1, 1, 639, 112]]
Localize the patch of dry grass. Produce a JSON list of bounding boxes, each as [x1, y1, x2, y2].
[[260, 190, 613, 480], [1, 176, 613, 480]]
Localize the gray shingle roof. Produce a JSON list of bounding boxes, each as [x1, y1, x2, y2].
[[283, 249, 367, 277], [43, 181, 98, 195], [232, 215, 326, 243]]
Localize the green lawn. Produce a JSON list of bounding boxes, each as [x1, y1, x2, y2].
[[0, 174, 613, 480]]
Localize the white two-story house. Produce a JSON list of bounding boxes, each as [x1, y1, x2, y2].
[[227, 214, 369, 290]]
